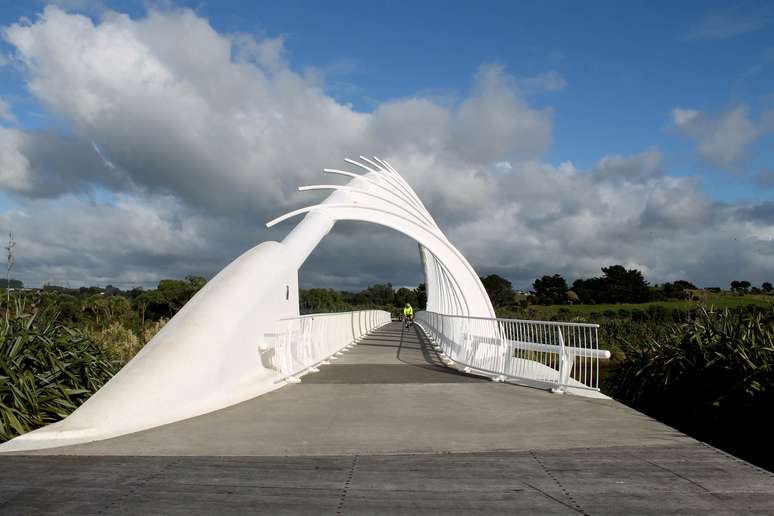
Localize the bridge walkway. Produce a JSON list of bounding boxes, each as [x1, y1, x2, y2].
[[1, 322, 773, 514]]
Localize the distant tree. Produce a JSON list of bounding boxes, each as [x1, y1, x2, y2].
[[573, 265, 650, 304], [761, 282, 772, 293], [565, 290, 579, 304], [42, 284, 67, 293], [572, 277, 607, 304], [137, 276, 207, 321], [84, 295, 132, 327], [300, 288, 344, 312], [363, 283, 394, 306], [79, 286, 104, 295], [662, 280, 697, 300], [0, 278, 22, 289], [341, 283, 394, 307], [393, 287, 418, 308], [601, 265, 650, 303], [481, 274, 514, 307], [414, 283, 427, 310], [730, 280, 751, 293], [531, 274, 568, 305]]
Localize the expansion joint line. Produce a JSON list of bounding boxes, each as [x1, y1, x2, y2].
[[96, 457, 182, 514], [529, 450, 588, 515], [336, 454, 359, 515]]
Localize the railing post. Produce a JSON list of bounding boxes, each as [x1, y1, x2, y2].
[[552, 327, 569, 393], [501, 320, 510, 378]]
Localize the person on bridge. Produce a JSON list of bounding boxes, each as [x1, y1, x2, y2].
[[403, 303, 414, 328]]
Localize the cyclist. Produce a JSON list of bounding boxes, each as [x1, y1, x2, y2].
[[403, 303, 414, 328]]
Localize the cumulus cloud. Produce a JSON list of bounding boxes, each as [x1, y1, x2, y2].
[[0, 128, 32, 191], [672, 105, 769, 169], [1, 130, 125, 196], [0, 193, 224, 287], [1, 5, 773, 290], [442, 154, 754, 287], [593, 148, 662, 183]]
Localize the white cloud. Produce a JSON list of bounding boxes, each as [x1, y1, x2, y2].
[[0, 128, 32, 191], [1, 5, 773, 291], [672, 108, 700, 126], [686, 5, 774, 40], [672, 105, 768, 169], [450, 64, 553, 163]]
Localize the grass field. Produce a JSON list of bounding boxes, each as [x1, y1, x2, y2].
[[499, 291, 773, 320]]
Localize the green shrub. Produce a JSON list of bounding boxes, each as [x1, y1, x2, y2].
[[0, 302, 117, 442], [87, 321, 142, 364], [608, 306, 774, 470]]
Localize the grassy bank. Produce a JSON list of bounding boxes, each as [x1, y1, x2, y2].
[[501, 292, 772, 320]]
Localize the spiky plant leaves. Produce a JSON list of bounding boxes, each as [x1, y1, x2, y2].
[[0, 301, 117, 442], [607, 305, 774, 470]]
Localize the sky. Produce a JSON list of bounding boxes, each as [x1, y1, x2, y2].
[[0, 0, 773, 291]]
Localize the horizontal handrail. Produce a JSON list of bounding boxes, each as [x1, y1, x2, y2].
[[415, 311, 610, 393], [264, 310, 391, 382], [507, 339, 611, 359], [428, 311, 600, 328], [280, 311, 372, 320]]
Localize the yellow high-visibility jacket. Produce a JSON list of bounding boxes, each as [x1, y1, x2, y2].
[[403, 306, 413, 316]]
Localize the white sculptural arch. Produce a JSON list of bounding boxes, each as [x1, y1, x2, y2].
[[0, 156, 494, 452], [271, 157, 495, 318]]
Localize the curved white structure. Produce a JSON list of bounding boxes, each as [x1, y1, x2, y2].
[[1, 156, 494, 452], [270, 156, 495, 318]]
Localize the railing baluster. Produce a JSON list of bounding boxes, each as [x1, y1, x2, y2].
[[412, 311, 610, 393]]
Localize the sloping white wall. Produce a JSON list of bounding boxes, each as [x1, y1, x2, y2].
[[2, 241, 304, 451]]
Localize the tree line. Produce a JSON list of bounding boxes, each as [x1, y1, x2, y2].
[[300, 283, 426, 314], [477, 266, 774, 308], [1, 277, 429, 322]]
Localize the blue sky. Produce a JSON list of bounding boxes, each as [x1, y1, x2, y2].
[[2, 1, 773, 201], [0, 1, 773, 289]]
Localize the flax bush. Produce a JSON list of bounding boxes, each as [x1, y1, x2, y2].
[[608, 306, 774, 469], [0, 302, 117, 442]]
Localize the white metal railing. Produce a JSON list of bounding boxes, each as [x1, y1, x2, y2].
[[415, 311, 610, 393], [262, 310, 390, 383]]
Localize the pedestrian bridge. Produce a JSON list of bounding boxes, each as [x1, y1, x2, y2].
[[1, 156, 613, 452], [1, 157, 773, 513]]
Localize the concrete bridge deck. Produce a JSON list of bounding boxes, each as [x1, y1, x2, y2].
[[2, 322, 773, 514]]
